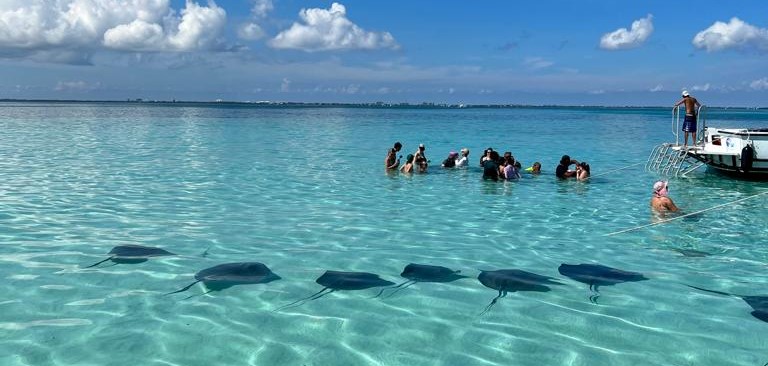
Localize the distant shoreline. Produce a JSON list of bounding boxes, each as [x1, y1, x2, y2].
[[0, 98, 765, 110]]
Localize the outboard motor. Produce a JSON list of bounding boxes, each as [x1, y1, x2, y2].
[[741, 144, 754, 173]]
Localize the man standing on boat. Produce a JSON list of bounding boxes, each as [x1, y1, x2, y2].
[[674, 91, 701, 148]]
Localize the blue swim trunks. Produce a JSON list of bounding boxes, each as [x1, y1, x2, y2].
[[682, 115, 697, 132]]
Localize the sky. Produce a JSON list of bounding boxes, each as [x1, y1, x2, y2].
[[0, 0, 767, 106]]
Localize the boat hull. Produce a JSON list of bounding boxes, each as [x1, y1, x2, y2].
[[688, 128, 768, 179]]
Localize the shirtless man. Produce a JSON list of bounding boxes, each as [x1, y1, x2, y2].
[[385, 141, 402, 170], [674, 91, 702, 147], [556, 155, 578, 179], [413, 143, 428, 173], [650, 181, 679, 212]]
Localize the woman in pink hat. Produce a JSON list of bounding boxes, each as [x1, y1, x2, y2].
[[650, 181, 679, 213]]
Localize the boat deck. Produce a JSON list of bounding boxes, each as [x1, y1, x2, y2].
[[669, 145, 740, 156]]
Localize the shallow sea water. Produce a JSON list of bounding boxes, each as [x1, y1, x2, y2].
[[1, 102, 767, 365]]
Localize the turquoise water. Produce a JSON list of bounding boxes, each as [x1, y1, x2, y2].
[[1, 102, 767, 365]]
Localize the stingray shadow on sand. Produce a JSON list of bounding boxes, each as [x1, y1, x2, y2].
[[165, 262, 281, 299], [558, 263, 648, 304], [477, 269, 563, 315], [84, 245, 175, 268], [276, 270, 394, 311], [375, 263, 467, 298], [688, 285, 768, 323]]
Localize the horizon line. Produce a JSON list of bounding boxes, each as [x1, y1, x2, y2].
[[0, 98, 765, 110]]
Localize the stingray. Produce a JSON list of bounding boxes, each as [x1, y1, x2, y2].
[[375, 263, 466, 298], [671, 248, 711, 258], [276, 270, 394, 311], [688, 285, 768, 323], [166, 262, 281, 298], [558, 263, 648, 303], [84, 244, 176, 268], [477, 269, 563, 315]]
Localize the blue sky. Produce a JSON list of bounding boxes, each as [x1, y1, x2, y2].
[[1, 0, 767, 106]]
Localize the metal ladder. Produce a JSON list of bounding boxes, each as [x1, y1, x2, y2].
[[646, 144, 705, 177], [645, 105, 707, 177]]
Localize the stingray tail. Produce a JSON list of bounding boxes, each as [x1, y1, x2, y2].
[[274, 287, 332, 312], [83, 256, 113, 269], [686, 285, 735, 298], [164, 280, 201, 296], [183, 289, 214, 300], [373, 280, 415, 299], [480, 290, 506, 315], [588, 284, 601, 304], [200, 245, 211, 258]]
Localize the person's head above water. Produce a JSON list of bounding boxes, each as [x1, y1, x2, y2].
[[560, 155, 571, 165], [393, 142, 402, 151], [406, 154, 414, 163], [653, 181, 669, 197]]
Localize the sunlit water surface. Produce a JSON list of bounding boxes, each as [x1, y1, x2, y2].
[[1, 103, 767, 365]]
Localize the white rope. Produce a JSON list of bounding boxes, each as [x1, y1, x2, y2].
[[588, 161, 645, 178], [605, 190, 768, 236]]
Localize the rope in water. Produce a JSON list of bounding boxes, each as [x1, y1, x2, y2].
[[605, 190, 768, 236], [589, 161, 645, 178]]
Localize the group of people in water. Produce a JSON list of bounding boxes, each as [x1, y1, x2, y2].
[[385, 141, 589, 182], [386, 141, 680, 214]]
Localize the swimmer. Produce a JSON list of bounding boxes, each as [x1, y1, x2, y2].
[[400, 154, 414, 174], [650, 180, 679, 212], [525, 162, 542, 174]]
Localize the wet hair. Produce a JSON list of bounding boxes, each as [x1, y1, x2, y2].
[[406, 154, 414, 163], [579, 162, 590, 174], [560, 155, 571, 165], [394, 142, 402, 150]]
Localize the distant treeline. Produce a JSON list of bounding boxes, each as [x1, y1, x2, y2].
[[0, 99, 765, 110]]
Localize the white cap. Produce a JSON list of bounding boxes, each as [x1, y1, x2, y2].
[[682, 90, 689, 97]]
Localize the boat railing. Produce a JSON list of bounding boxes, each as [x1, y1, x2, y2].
[[672, 104, 706, 146]]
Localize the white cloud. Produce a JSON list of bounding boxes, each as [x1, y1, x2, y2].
[[163, 1, 227, 51], [54, 80, 100, 91], [600, 14, 654, 50], [692, 17, 768, 52], [523, 57, 554, 70], [281, 78, 291, 92], [589, 89, 605, 95], [237, 0, 271, 41], [650, 84, 664, 92], [0, 0, 227, 59], [238, 23, 265, 41], [103, 20, 166, 51], [750, 77, 768, 90], [250, 0, 273, 18], [691, 83, 710, 92], [342, 84, 360, 94], [270, 2, 398, 51]]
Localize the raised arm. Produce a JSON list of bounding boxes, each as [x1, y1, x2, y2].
[[664, 197, 679, 212]]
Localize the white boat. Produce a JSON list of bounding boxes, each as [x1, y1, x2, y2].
[[690, 127, 768, 177], [646, 106, 768, 179]]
